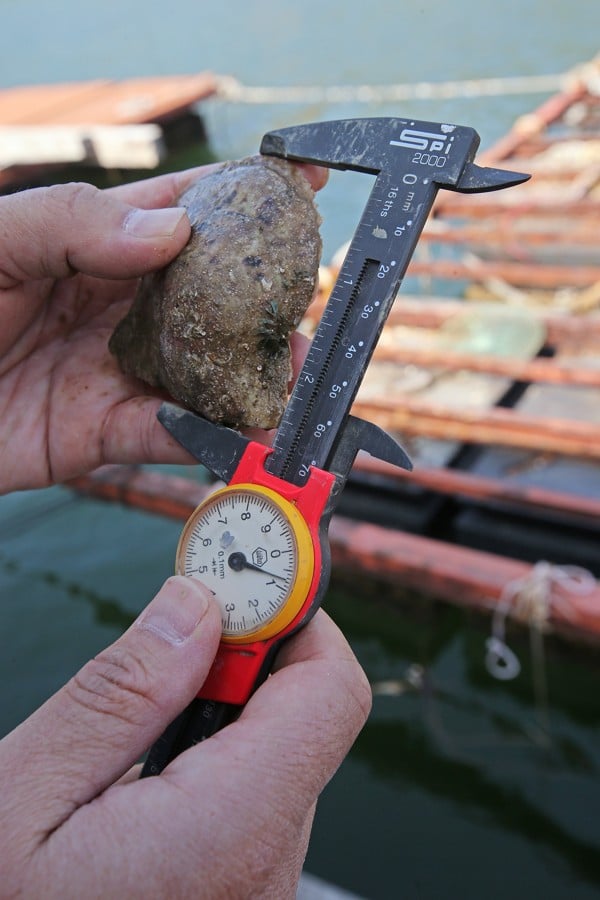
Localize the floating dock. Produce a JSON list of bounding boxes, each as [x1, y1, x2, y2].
[[0, 72, 218, 189]]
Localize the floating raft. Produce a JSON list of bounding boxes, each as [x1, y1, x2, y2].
[[70, 466, 600, 646], [0, 72, 217, 188], [70, 58, 600, 645]]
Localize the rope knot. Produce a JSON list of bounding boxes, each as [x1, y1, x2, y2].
[[485, 561, 595, 681]]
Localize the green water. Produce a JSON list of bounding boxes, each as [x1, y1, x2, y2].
[[315, 588, 600, 898], [1, 1, 600, 896], [2, 487, 599, 898]]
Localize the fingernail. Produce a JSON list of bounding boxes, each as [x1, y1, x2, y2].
[[136, 576, 211, 645], [123, 206, 187, 238]]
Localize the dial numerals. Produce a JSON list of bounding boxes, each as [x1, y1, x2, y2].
[[176, 484, 314, 643]]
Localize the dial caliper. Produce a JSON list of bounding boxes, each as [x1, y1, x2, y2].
[[141, 117, 529, 776]]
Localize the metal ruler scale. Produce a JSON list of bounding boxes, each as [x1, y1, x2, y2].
[[263, 119, 523, 484], [267, 165, 437, 483]]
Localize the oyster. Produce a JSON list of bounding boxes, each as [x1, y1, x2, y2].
[[109, 155, 322, 429]]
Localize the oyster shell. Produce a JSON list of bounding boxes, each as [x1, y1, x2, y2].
[[109, 155, 322, 429]]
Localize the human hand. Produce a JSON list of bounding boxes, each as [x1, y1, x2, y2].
[[0, 576, 370, 898], [0, 164, 326, 494]]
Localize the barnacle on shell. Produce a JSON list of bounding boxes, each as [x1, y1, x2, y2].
[[257, 300, 289, 357], [109, 155, 322, 429]]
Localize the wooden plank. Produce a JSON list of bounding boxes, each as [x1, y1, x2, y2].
[[353, 455, 600, 524], [353, 396, 600, 459], [67, 466, 600, 645], [48, 73, 218, 124], [478, 73, 590, 164], [0, 124, 164, 168], [0, 74, 217, 187], [0, 74, 217, 128], [0, 72, 217, 125], [406, 257, 600, 289], [430, 197, 600, 218], [69, 466, 210, 521], [69, 459, 600, 528], [0, 126, 84, 165], [421, 218, 600, 250], [0, 81, 110, 125], [389, 300, 600, 344], [308, 296, 600, 344], [329, 518, 600, 645], [372, 344, 600, 388]]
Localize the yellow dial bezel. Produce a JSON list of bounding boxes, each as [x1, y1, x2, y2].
[[175, 483, 315, 644]]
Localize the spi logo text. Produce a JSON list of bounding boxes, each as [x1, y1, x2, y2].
[[390, 129, 449, 152], [390, 128, 453, 168]]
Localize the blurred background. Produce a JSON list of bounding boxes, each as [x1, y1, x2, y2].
[[1, 2, 599, 898]]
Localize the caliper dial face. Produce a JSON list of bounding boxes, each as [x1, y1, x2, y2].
[[176, 484, 314, 643]]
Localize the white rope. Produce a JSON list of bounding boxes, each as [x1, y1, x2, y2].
[[216, 73, 566, 105], [485, 561, 596, 681]]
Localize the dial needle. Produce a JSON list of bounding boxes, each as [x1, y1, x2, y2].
[[227, 551, 285, 581]]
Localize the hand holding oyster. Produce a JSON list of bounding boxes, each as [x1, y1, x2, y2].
[[109, 156, 322, 430]]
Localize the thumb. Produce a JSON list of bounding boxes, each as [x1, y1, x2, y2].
[[0, 576, 221, 840], [0, 181, 190, 287]]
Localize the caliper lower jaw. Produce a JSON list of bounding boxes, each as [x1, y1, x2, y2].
[[326, 414, 412, 486]]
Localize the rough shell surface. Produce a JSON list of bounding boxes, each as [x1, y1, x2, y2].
[[109, 155, 322, 429]]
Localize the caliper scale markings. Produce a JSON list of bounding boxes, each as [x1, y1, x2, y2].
[[266, 169, 439, 485], [176, 485, 306, 641]]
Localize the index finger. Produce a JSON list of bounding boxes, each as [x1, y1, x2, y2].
[[108, 161, 329, 210], [35, 613, 368, 896], [105, 164, 223, 208], [172, 610, 371, 797]]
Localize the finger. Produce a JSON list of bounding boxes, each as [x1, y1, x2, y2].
[[0, 182, 191, 288], [295, 162, 329, 192], [272, 608, 364, 672], [113, 762, 144, 786], [98, 387, 273, 470], [100, 395, 198, 468], [246, 609, 372, 752], [289, 330, 310, 385], [169, 613, 369, 889], [97, 340, 309, 468], [106, 163, 223, 208], [0, 576, 221, 838], [35, 613, 368, 897], [109, 159, 327, 209], [173, 609, 371, 807], [235, 611, 372, 800]]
